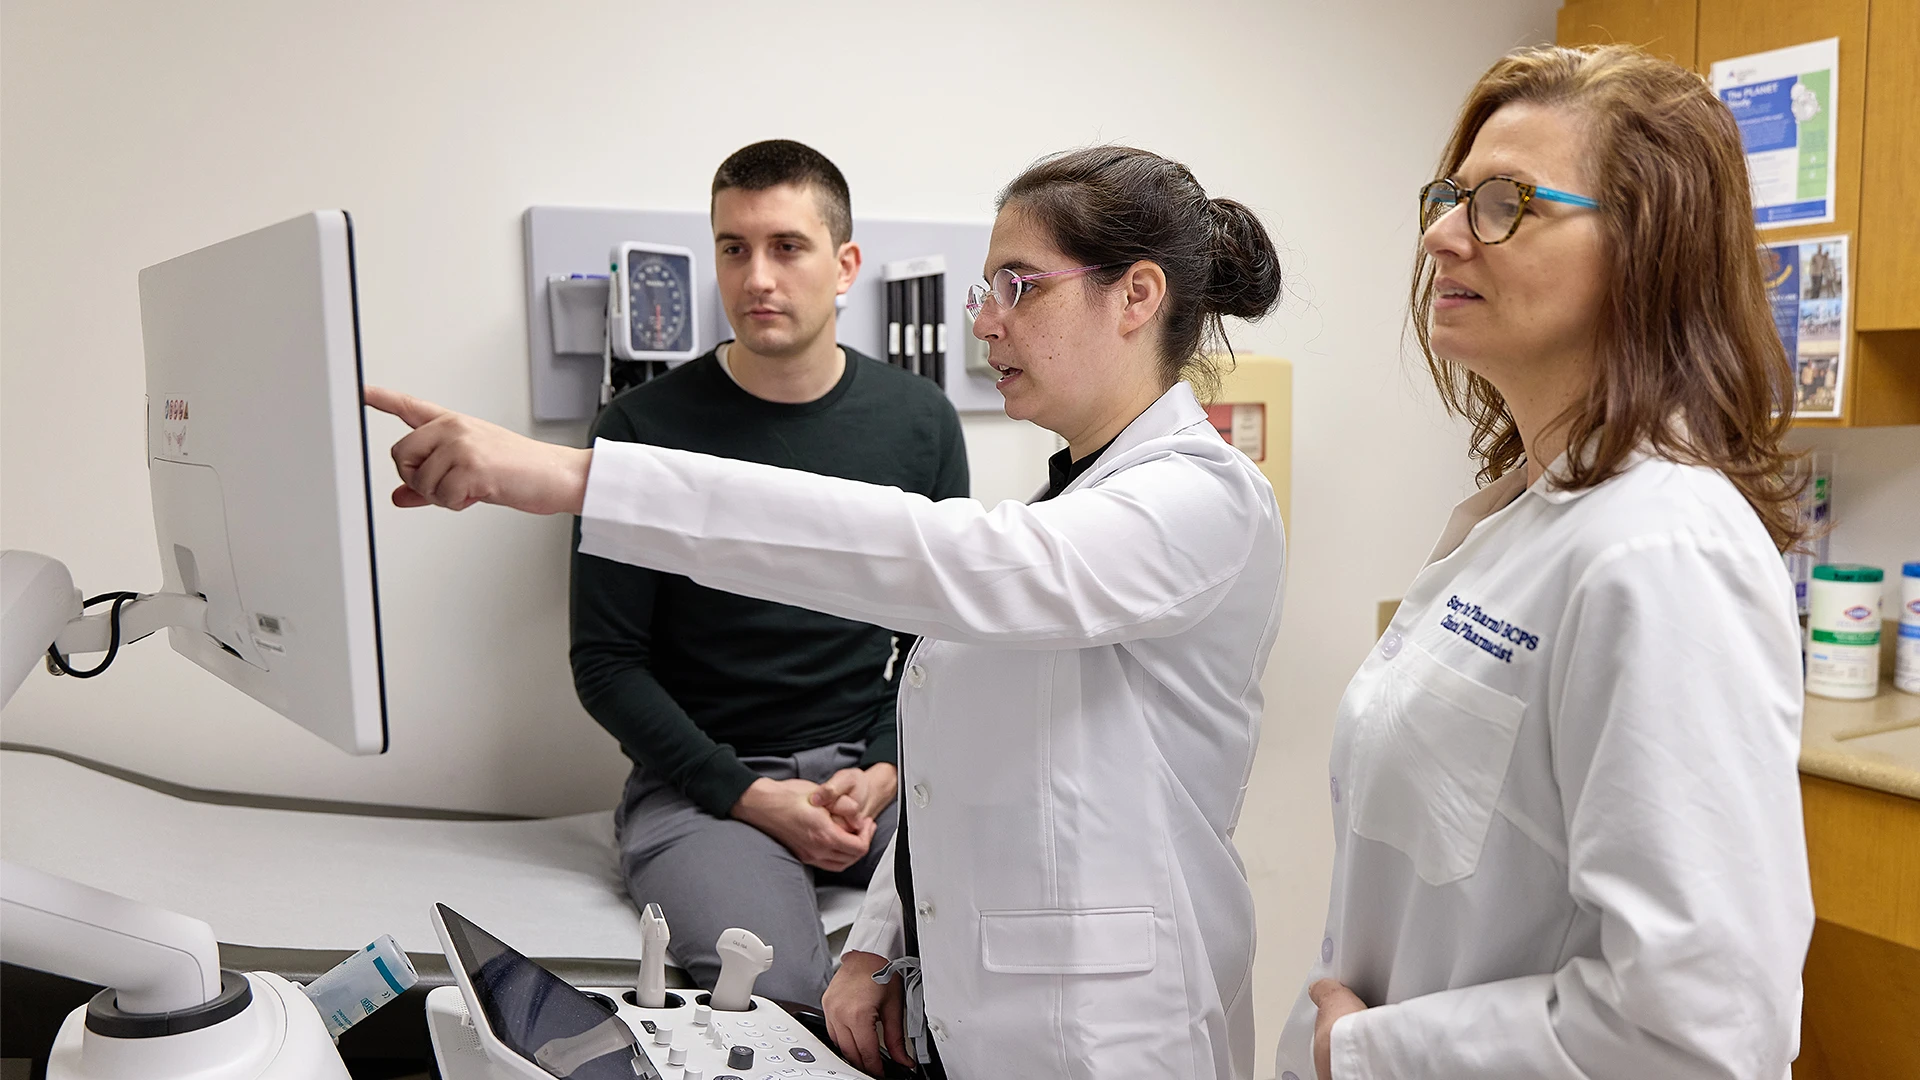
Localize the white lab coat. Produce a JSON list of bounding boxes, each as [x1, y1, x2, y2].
[[577, 382, 1285, 1080], [1276, 451, 1812, 1080]]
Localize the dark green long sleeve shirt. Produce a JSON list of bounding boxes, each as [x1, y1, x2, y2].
[[569, 345, 970, 818]]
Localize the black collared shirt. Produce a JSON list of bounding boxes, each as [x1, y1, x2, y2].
[[1038, 439, 1117, 502]]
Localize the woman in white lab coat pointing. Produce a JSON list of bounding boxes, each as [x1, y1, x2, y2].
[[368, 146, 1287, 1080], [1276, 45, 1814, 1080]]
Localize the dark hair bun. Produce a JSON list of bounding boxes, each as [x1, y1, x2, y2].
[[1205, 198, 1282, 321], [998, 146, 1280, 390]]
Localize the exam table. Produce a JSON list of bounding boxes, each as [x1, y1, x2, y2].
[[0, 744, 864, 1076]]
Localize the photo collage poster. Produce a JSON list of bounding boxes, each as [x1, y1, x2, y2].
[[1761, 234, 1849, 418]]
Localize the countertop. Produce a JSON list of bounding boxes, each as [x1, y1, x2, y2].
[[1800, 686, 1920, 801]]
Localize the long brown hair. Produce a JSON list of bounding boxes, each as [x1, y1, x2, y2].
[[1412, 44, 1805, 550]]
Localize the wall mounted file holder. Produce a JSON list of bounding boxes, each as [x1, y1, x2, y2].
[[546, 275, 609, 357]]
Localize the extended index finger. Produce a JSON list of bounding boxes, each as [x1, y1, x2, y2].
[[363, 385, 451, 430]]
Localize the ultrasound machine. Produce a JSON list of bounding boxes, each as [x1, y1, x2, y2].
[[0, 212, 867, 1080]]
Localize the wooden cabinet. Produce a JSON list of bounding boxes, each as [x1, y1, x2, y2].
[[1856, 1, 1920, 330], [1796, 775, 1920, 1080], [1556, 0, 1920, 427], [1696, 3, 1871, 252], [1556, 0, 1697, 62]]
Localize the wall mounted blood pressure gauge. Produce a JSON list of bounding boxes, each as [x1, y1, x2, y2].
[[610, 241, 699, 361]]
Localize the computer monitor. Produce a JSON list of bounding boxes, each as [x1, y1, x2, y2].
[[137, 210, 388, 754]]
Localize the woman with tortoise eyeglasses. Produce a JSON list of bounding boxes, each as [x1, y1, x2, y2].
[[1418, 174, 1602, 244], [1281, 42, 1810, 1080]]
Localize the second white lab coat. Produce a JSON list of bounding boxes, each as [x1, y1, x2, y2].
[[1275, 452, 1812, 1080], [577, 383, 1286, 1080]]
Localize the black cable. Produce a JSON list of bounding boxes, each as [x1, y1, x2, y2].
[[45, 591, 142, 679], [82, 591, 142, 607]]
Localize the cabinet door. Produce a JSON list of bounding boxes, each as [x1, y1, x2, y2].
[[1796, 775, 1920, 1080], [1698, 1, 1869, 245], [1556, 0, 1697, 66], [1856, 0, 1920, 331], [1696, 0, 1917, 427]]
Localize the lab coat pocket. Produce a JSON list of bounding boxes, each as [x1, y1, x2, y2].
[[1348, 640, 1525, 886], [978, 907, 1156, 975]]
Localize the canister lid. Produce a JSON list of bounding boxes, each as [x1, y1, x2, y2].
[[1813, 564, 1884, 583], [1904, 561, 1920, 577]]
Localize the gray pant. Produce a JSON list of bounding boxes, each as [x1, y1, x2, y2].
[[613, 742, 898, 1007]]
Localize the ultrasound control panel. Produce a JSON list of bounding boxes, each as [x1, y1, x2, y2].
[[428, 902, 865, 1080], [426, 982, 864, 1079]]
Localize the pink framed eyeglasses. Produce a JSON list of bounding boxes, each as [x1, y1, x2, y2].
[[965, 264, 1119, 321]]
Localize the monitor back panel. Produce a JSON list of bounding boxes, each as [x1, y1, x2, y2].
[[138, 210, 387, 754]]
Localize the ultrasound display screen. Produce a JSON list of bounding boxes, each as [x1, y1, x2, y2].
[[436, 904, 660, 1079]]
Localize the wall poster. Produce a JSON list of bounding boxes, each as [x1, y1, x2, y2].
[[1711, 38, 1840, 229], [1761, 233, 1849, 418]]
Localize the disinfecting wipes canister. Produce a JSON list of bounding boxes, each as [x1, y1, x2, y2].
[[1807, 564, 1884, 700], [1898, 562, 1920, 695], [302, 933, 419, 1038]]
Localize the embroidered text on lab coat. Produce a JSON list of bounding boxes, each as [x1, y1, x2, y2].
[[1439, 594, 1540, 662]]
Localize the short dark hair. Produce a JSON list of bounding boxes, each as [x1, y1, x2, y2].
[[711, 139, 853, 246], [999, 146, 1282, 399]]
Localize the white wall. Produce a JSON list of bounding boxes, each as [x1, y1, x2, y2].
[[1, 1, 1564, 1071], [1787, 426, 1920, 582]]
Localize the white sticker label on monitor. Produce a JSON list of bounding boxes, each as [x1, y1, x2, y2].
[[252, 612, 289, 656]]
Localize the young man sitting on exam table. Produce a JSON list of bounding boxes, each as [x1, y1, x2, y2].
[[370, 142, 1288, 1080], [570, 139, 969, 1007]]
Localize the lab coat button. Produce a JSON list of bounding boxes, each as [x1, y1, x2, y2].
[[1380, 631, 1403, 659], [907, 664, 926, 688], [915, 900, 934, 919], [1284, 1073, 1301, 1080], [911, 783, 929, 807], [1321, 936, 1334, 963], [1330, 775, 1341, 803], [928, 1018, 948, 1041]]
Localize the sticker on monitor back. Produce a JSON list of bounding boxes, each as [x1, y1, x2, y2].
[[252, 612, 288, 657], [162, 397, 190, 457]]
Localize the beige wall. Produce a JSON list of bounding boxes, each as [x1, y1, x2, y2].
[[1, 1, 1571, 1071]]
